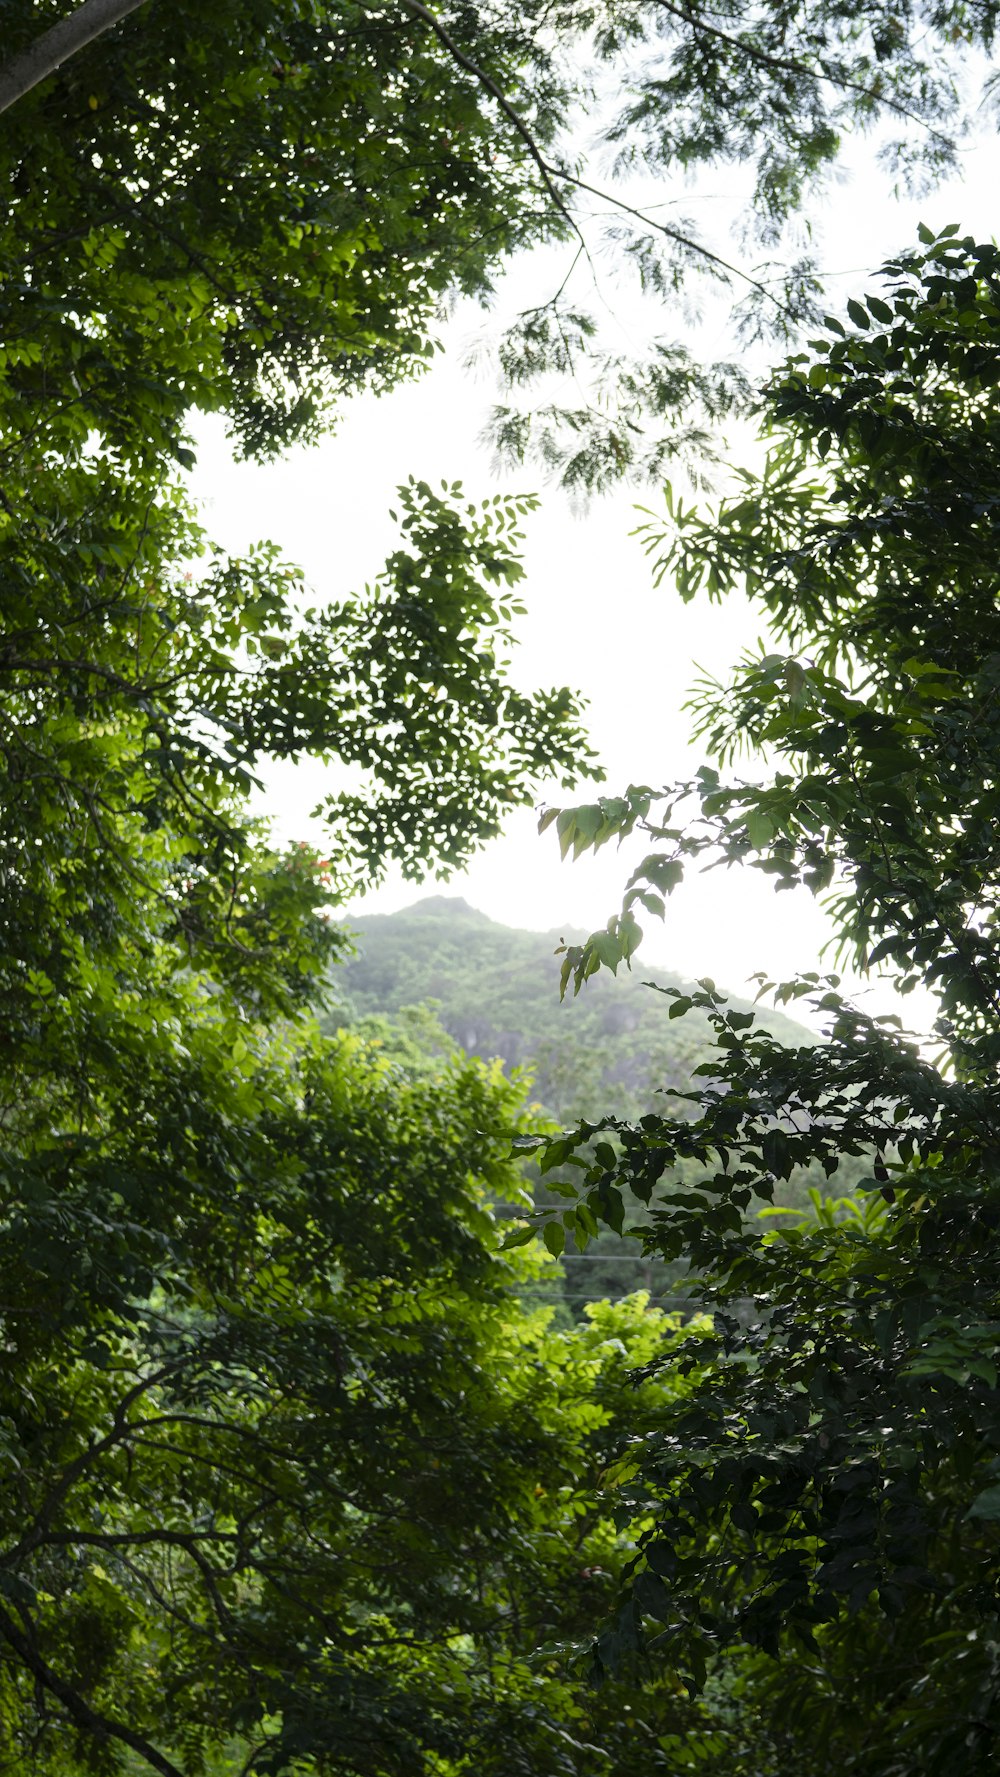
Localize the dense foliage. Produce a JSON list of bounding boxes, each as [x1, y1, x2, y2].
[[526, 230, 1000, 1771], [0, 0, 573, 464], [0, 998, 726, 1774], [4, 0, 1000, 489], [6, 2, 1000, 1770], [329, 896, 829, 1317], [0, 2, 609, 1765], [0, 277, 611, 1777]]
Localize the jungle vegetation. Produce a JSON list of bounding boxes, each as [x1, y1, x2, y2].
[[4, 3, 1000, 1772]]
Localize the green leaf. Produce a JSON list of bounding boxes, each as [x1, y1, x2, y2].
[[543, 1219, 566, 1258], [745, 809, 775, 849], [967, 1485, 1000, 1520], [867, 297, 893, 325], [501, 1223, 537, 1250], [629, 853, 684, 897]]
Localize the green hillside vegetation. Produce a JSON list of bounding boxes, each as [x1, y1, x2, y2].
[[327, 896, 812, 1125], [325, 898, 846, 1318]]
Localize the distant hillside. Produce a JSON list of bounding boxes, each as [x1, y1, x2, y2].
[[327, 895, 813, 1127], [322, 897, 840, 1320]]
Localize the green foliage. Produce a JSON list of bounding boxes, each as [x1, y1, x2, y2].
[[530, 230, 1000, 1771], [0, 5, 622, 1764], [0, 0, 570, 466], [0, 1000, 724, 1774], [479, 0, 1000, 491], [7, 1, 1000, 1763], [325, 898, 848, 1324], [4, 0, 998, 493]]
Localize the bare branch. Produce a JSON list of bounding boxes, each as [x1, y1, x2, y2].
[[0, 0, 149, 118]]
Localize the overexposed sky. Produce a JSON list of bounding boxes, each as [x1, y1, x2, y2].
[[189, 112, 997, 1034]]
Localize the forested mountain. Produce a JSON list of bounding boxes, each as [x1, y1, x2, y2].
[[326, 897, 828, 1318], [329, 895, 813, 1128]]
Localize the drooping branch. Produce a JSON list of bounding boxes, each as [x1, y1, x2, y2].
[[649, 0, 956, 148], [0, 0, 149, 117]]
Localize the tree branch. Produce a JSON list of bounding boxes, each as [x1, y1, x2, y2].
[[0, 0, 149, 118], [399, 0, 789, 314], [10, 1360, 187, 1560], [398, 0, 584, 248], [0, 1599, 184, 1777], [557, 167, 789, 314], [649, 0, 955, 149]]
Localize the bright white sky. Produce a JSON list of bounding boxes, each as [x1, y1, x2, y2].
[[189, 105, 997, 1038]]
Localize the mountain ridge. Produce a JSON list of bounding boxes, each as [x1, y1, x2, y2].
[[331, 895, 814, 1128]]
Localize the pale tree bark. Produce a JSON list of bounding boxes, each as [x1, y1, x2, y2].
[[0, 0, 149, 117]]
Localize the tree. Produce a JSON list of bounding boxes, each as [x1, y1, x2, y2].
[[523, 228, 1000, 1771], [0, 0, 608, 1750], [5, 3, 1000, 1765], [0, 0, 578, 469], [0, 992, 725, 1774], [2, 1, 999, 490], [481, 1, 1000, 490], [0, 2, 599, 1761], [0, 374, 609, 1766]]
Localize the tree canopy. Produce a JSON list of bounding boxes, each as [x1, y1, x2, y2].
[[0, 962, 737, 1774], [3, 1, 1000, 488], [0, 260, 605, 1777], [6, 0, 1000, 1769], [526, 228, 1000, 1771], [0, 2, 608, 1766], [0, 0, 573, 464]]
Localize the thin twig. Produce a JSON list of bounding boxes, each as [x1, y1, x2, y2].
[[557, 168, 790, 313], [649, 0, 957, 150], [401, 0, 792, 314]]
